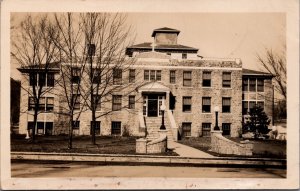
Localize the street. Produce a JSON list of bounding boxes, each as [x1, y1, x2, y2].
[[11, 162, 286, 178]]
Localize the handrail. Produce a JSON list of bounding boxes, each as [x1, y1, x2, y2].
[[138, 111, 145, 128], [167, 110, 178, 141]]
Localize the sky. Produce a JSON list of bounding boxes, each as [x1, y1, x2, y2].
[[11, 12, 285, 80]]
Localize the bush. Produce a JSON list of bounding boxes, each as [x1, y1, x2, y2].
[[243, 105, 271, 139], [122, 125, 131, 137]]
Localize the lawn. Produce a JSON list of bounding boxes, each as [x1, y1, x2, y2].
[[11, 134, 177, 156], [178, 136, 286, 159]]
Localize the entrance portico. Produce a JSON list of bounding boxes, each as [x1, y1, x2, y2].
[[138, 82, 170, 117]]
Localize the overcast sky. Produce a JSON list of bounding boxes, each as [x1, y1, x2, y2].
[[11, 12, 285, 80]]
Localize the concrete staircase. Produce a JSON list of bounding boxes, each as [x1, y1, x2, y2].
[[145, 114, 176, 148]]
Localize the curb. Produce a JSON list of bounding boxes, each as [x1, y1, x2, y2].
[[11, 152, 286, 168]]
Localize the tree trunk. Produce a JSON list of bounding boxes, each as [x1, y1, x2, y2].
[[32, 107, 38, 142], [91, 108, 96, 145], [68, 113, 73, 149]]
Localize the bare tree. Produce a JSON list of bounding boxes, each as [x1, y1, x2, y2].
[[51, 13, 87, 149], [11, 14, 60, 142], [80, 13, 137, 145], [257, 49, 286, 100]]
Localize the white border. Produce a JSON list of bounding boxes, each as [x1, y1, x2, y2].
[[1, 0, 299, 189]]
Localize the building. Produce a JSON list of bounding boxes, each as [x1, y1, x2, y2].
[[17, 27, 273, 139]]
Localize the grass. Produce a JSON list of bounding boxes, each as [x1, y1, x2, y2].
[[11, 134, 177, 156], [178, 136, 286, 159]]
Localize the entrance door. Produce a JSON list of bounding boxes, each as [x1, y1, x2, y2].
[[145, 94, 165, 117], [147, 98, 158, 117]]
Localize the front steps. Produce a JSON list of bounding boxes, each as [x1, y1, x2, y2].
[[144, 115, 176, 148]]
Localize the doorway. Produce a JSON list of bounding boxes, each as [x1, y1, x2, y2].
[[143, 94, 165, 117]]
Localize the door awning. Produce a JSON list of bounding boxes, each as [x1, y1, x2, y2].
[[138, 82, 170, 93]]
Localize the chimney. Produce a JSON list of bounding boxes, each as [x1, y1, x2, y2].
[[152, 38, 155, 52]]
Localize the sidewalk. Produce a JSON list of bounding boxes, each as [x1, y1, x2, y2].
[[169, 142, 215, 158]]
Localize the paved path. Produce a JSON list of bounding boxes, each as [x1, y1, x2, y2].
[[169, 142, 215, 158]]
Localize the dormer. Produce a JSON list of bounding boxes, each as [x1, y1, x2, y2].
[[151, 27, 180, 45]]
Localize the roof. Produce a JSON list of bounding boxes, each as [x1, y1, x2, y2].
[[18, 62, 60, 73], [137, 82, 170, 93], [242, 68, 274, 77], [126, 42, 198, 51], [151, 27, 180, 37]]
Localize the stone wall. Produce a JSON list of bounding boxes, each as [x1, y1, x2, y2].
[[211, 131, 253, 156], [18, 53, 244, 138]]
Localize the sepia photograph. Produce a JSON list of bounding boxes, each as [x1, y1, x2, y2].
[[1, 0, 299, 190]]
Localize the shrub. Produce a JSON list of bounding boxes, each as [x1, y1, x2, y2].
[[243, 104, 271, 139], [122, 125, 131, 137]]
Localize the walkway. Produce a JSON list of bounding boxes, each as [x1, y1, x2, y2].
[[169, 142, 215, 158]]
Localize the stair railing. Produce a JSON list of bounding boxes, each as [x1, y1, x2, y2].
[[166, 110, 178, 141]]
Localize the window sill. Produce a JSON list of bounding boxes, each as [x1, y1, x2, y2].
[[202, 86, 212, 88], [202, 112, 212, 114]]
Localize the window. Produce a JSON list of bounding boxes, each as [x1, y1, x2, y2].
[[128, 95, 135, 109], [183, 71, 192, 87], [202, 71, 211, 87], [144, 70, 161, 81], [45, 122, 53, 135], [182, 96, 192, 112], [222, 123, 231, 136], [112, 95, 122, 111], [71, 68, 81, 84], [202, 123, 211, 137], [129, 69, 135, 83], [249, 78, 256, 92], [37, 122, 44, 134], [92, 94, 101, 110], [202, 97, 211, 113], [222, 72, 231, 88], [46, 97, 54, 111], [222, 97, 231, 113], [90, 121, 100, 135], [47, 73, 55, 87], [38, 73, 46, 86], [28, 97, 35, 111], [92, 69, 101, 84], [29, 73, 37, 86], [182, 122, 191, 137], [156, 70, 161, 81], [150, 70, 155, 81], [249, 101, 256, 112], [144, 70, 149, 81], [182, 53, 187, 59], [257, 101, 264, 110], [30, 73, 54, 87], [72, 94, 80, 110], [28, 97, 54, 111], [111, 121, 121, 135], [242, 101, 248, 115], [170, 70, 176, 84], [257, 79, 264, 92], [27, 122, 53, 135], [87, 43, 96, 56], [39, 97, 46, 111], [113, 69, 122, 85], [73, 121, 80, 129], [242, 78, 248, 91]]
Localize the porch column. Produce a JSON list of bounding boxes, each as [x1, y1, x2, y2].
[[165, 92, 170, 111]]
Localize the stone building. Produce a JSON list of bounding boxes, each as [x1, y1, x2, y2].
[[17, 27, 273, 139]]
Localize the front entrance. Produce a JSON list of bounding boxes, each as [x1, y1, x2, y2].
[[143, 94, 165, 117]]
